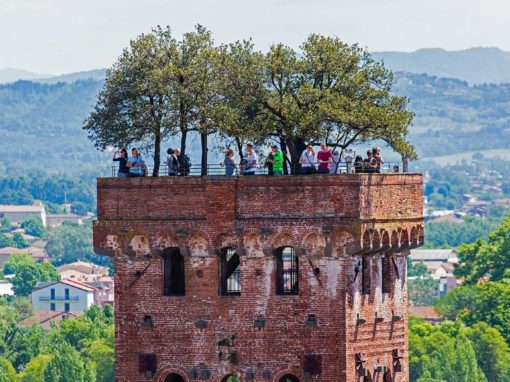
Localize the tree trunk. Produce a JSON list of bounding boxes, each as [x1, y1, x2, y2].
[[153, 129, 161, 177], [201, 130, 208, 176], [279, 137, 289, 175], [179, 100, 187, 157], [285, 137, 307, 174], [235, 137, 244, 163]]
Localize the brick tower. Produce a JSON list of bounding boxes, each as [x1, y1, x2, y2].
[[93, 173, 423, 382]]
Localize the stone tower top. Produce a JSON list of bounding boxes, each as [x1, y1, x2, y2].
[[93, 173, 423, 382]]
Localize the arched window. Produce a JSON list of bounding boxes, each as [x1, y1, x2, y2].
[[276, 247, 298, 295], [162, 248, 185, 296], [381, 255, 393, 294], [165, 373, 185, 382], [279, 375, 300, 382], [220, 248, 241, 295], [221, 375, 240, 382]]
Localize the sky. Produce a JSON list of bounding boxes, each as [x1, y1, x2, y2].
[[1, 0, 509, 75]]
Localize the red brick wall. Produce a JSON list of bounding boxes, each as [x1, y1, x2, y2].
[[94, 174, 423, 382]]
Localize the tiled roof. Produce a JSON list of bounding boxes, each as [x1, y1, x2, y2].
[[0, 205, 44, 212], [19, 310, 81, 326], [410, 249, 456, 262]]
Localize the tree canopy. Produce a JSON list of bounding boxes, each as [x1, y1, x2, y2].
[[84, 25, 415, 174]]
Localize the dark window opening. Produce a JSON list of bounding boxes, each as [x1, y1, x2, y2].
[[163, 248, 185, 296], [138, 353, 157, 375], [50, 288, 55, 300], [279, 375, 300, 382], [64, 288, 70, 300], [362, 257, 371, 295], [164, 373, 185, 382], [64, 303, 70, 312], [220, 248, 241, 296], [382, 255, 393, 294], [50, 303, 55, 311], [276, 247, 299, 295]]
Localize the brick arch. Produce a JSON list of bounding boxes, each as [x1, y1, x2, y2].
[[362, 229, 371, 249], [272, 368, 304, 382], [391, 230, 399, 248], [153, 233, 180, 250], [381, 230, 390, 248], [371, 230, 381, 249], [155, 366, 190, 382], [214, 232, 241, 250], [302, 231, 327, 256], [410, 226, 418, 245], [271, 231, 295, 248], [400, 229, 409, 247], [188, 234, 210, 258], [243, 232, 263, 256], [128, 234, 150, 255]]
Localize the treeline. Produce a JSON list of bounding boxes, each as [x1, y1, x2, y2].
[[0, 79, 107, 173], [84, 25, 415, 176], [409, 215, 510, 381], [0, 171, 96, 215], [393, 73, 510, 157], [0, 300, 113, 382]]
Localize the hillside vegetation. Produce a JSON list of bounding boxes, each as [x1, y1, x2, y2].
[[1, 70, 509, 172]]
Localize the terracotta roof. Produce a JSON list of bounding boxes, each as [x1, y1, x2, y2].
[[409, 306, 441, 320], [33, 279, 97, 292], [19, 310, 81, 327]]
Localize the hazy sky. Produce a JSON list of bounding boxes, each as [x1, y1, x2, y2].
[[1, 0, 509, 74]]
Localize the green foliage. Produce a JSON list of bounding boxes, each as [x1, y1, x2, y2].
[[0, 172, 96, 214], [0, 218, 12, 234], [0, 358, 17, 382], [454, 215, 510, 283], [11, 261, 59, 297], [435, 281, 510, 344], [45, 222, 102, 265], [408, 260, 429, 277], [84, 340, 113, 382], [2, 254, 34, 276], [20, 216, 46, 238], [0, 233, 28, 250], [19, 354, 52, 382], [0, 80, 106, 174], [85, 25, 415, 174], [43, 342, 89, 382]]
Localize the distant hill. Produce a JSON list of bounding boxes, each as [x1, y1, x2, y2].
[[36, 69, 107, 84], [0, 68, 51, 84], [0, 71, 509, 174], [373, 47, 510, 84]]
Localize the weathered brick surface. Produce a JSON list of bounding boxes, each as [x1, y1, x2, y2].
[[93, 174, 423, 382]]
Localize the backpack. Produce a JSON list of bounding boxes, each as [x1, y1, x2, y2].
[[182, 154, 191, 169]]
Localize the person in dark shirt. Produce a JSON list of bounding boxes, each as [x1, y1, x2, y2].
[[354, 155, 364, 173], [363, 150, 374, 173], [113, 148, 129, 178]]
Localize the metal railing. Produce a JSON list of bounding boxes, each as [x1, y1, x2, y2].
[[39, 296, 80, 302], [111, 161, 405, 178]]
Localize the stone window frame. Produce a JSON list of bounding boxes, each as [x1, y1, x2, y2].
[[219, 247, 241, 296], [162, 247, 185, 296], [275, 246, 299, 296]]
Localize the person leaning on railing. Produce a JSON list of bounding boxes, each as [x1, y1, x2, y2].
[[166, 148, 179, 176], [223, 149, 237, 176], [127, 148, 146, 177], [267, 144, 284, 176], [113, 148, 129, 178]]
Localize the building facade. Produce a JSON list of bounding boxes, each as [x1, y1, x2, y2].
[[31, 279, 96, 313], [93, 174, 424, 382]]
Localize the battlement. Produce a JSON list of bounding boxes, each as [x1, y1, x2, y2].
[[94, 173, 423, 382]]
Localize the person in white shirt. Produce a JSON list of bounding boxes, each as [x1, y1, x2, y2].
[[299, 145, 317, 175], [242, 143, 258, 175]]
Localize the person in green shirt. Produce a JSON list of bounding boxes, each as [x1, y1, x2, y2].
[[269, 144, 284, 176]]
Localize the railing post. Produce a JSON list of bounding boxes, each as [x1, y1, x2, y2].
[[345, 157, 353, 174]]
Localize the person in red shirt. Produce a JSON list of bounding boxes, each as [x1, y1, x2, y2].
[[317, 144, 333, 174]]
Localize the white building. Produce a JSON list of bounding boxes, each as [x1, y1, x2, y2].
[[0, 204, 47, 227], [31, 279, 97, 313]]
